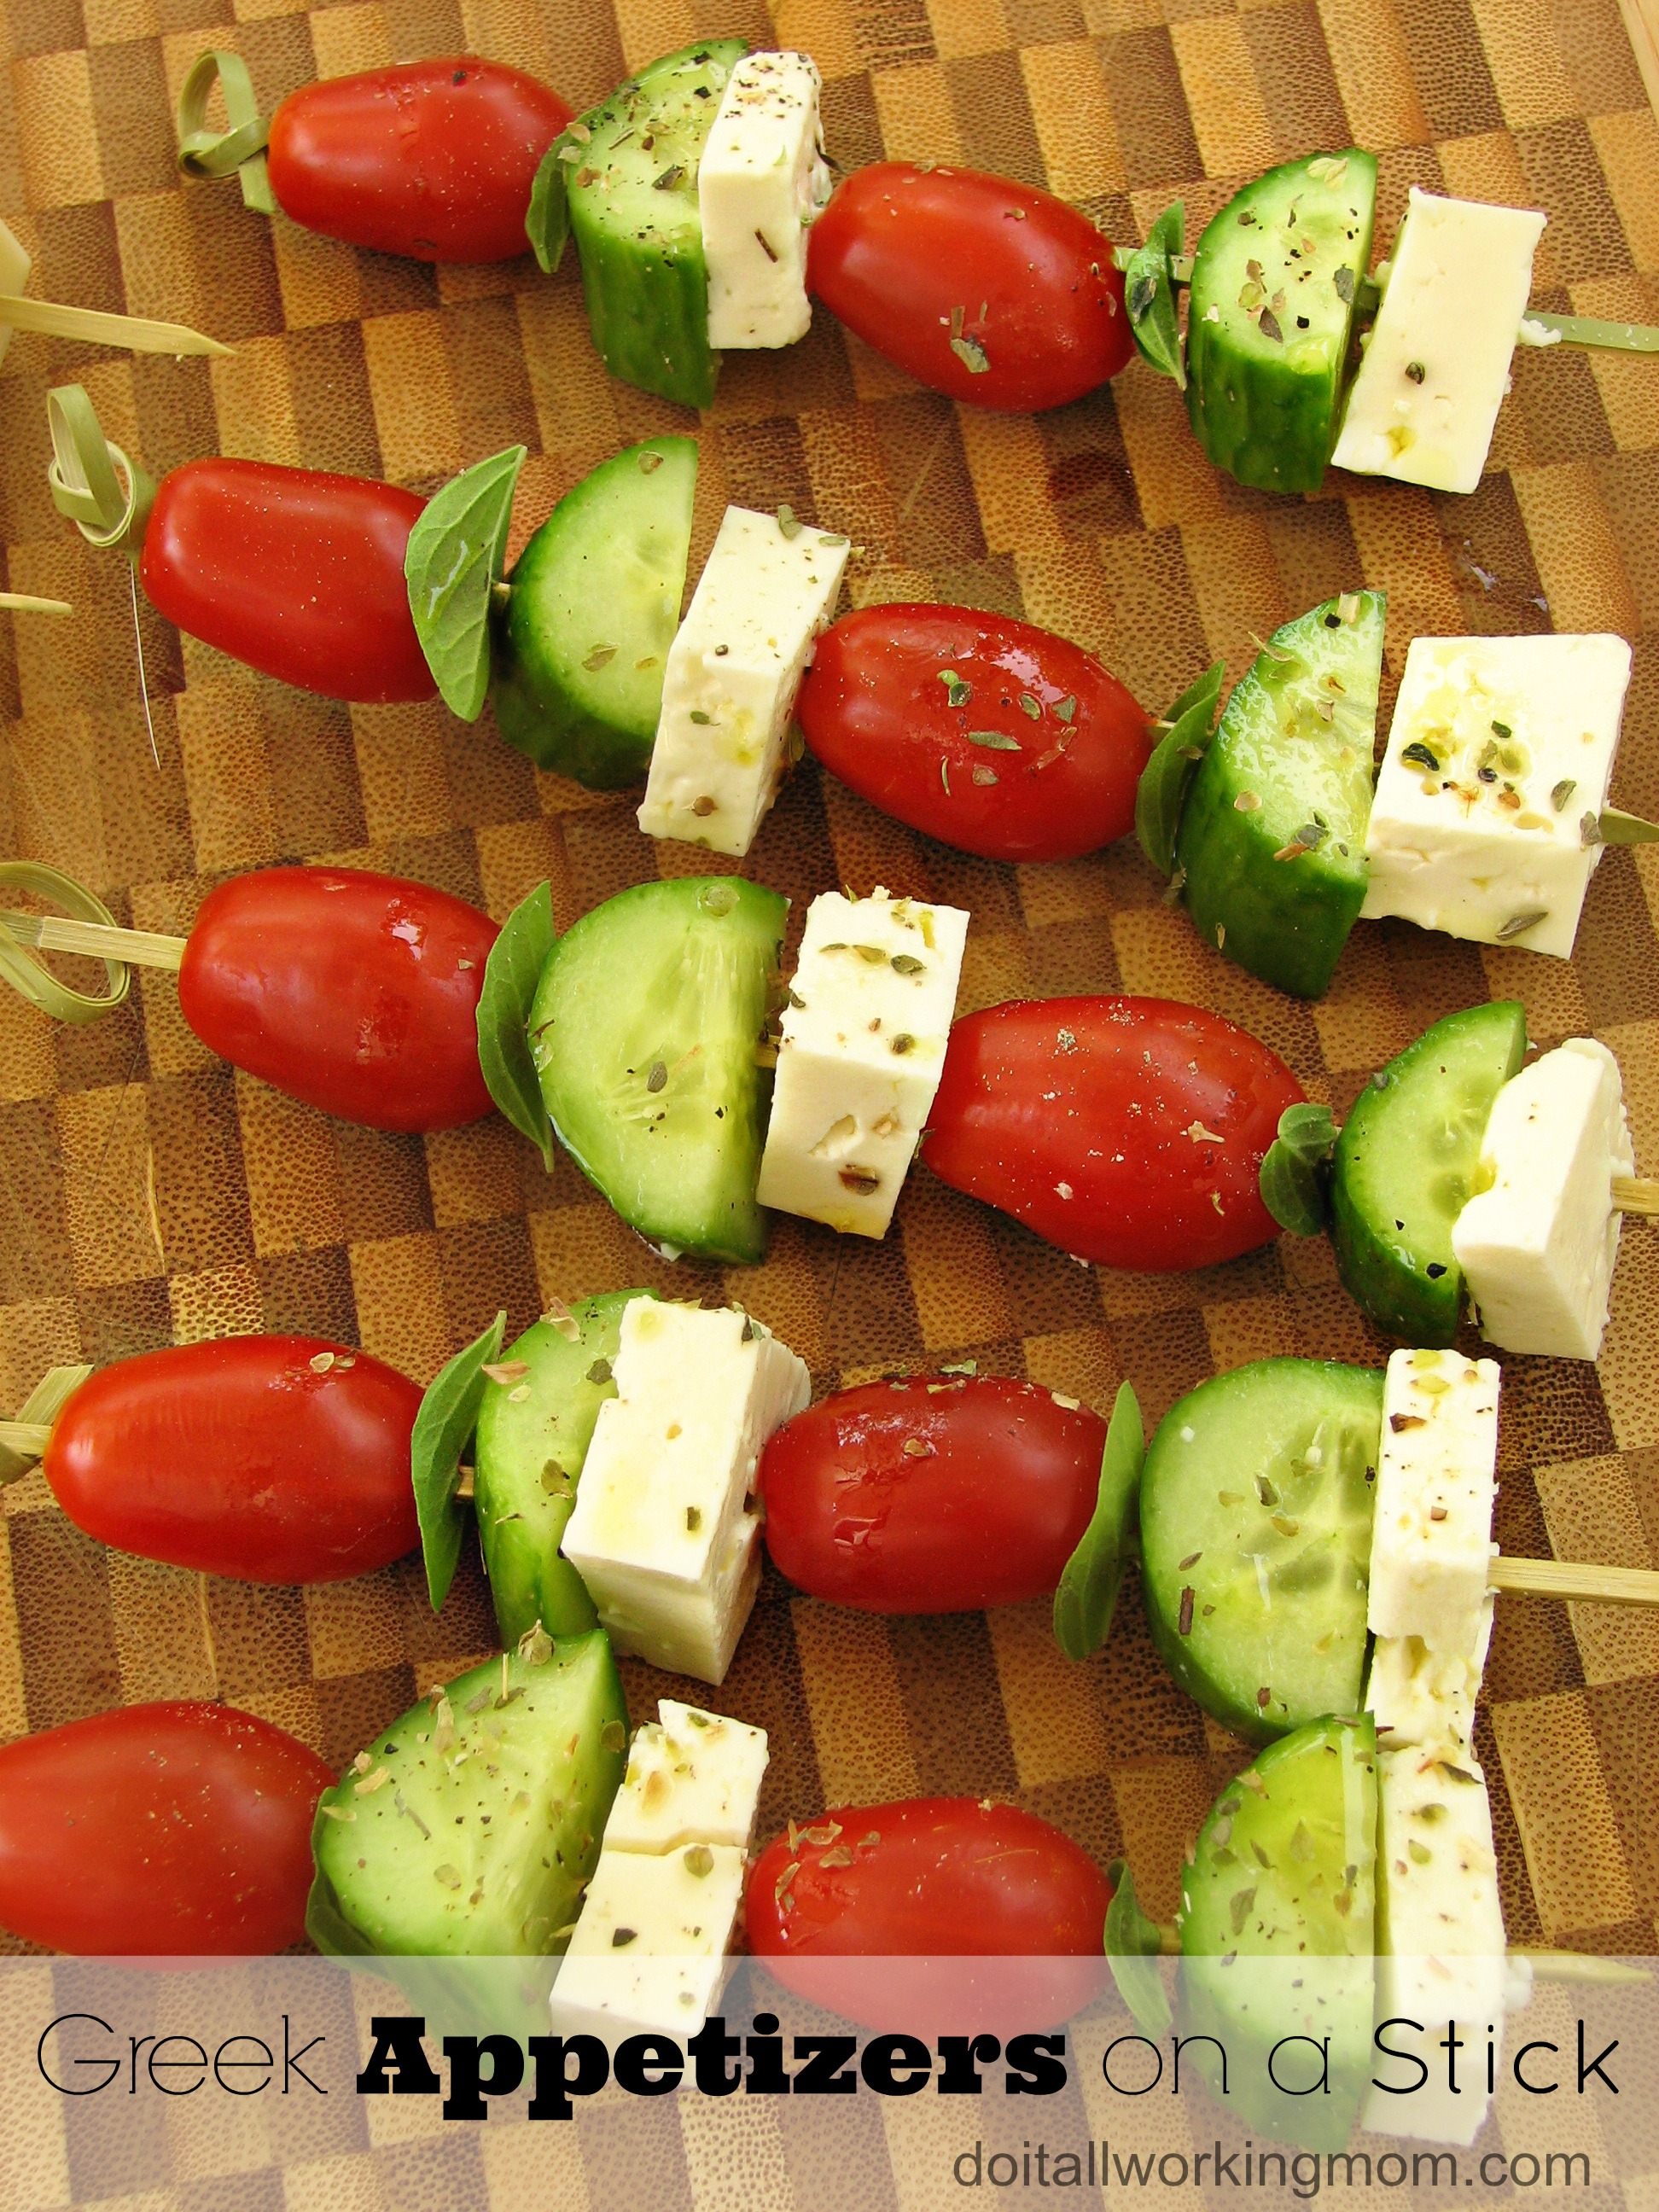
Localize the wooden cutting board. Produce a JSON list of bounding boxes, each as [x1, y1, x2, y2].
[[2, 0, 1656, 2198]]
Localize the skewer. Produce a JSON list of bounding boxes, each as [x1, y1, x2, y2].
[[0, 218, 230, 361], [0, 593, 72, 615], [0, 907, 186, 973], [1612, 1176, 1659, 1217], [1487, 1556, 1659, 1608]]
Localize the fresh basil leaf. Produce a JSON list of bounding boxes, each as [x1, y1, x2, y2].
[[1134, 660, 1225, 876], [477, 880, 557, 1169], [412, 1309, 506, 1611], [1053, 1381, 1144, 1662], [1258, 1101, 1340, 1236], [526, 140, 573, 273], [1597, 808, 1659, 845], [405, 445, 526, 722], [1104, 1860, 1173, 2037], [1122, 202, 1186, 387]]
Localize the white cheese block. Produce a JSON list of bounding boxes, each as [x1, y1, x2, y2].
[[637, 506, 850, 859], [604, 1701, 770, 1856], [1360, 632, 1633, 960], [1368, 1348, 1499, 1657], [1364, 1749, 1509, 2145], [1367, 1596, 1493, 1760], [0, 219, 28, 370], [701, 53, 830, 350], [1331, 189, 1545, 495], [560, 1297, 810, 1685], [548, 1842, 747, 2048], [757, 888, 970, 1237], [1452, 1039, 1633, 1360]]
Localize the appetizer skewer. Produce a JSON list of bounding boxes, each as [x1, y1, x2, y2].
[[0, 213, 226, 364]]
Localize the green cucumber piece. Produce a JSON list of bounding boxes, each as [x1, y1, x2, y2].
[[491, 436, 697, 788], [1141, 1359, 1382, 1741], [474, 1290, 654, 1646], [562, 41, 747, 409], [1178, 1715, 1377, 2151], [530, 876, 787, 1265], [1175, 591, 1383, 998], [1331, 1001, 1528, 1345], [1186, 151, 1377, 493], [307, 1632, 626, 1959]]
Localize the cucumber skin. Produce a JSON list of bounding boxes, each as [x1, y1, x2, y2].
[[474, 1294, 653, 1647], [1331, 1002, 1528, 1345], [532, 876, 787, 1266], [1141, 1359, 1382, 1743], [1178, 1716, 1377, 2151], [490, 436, 697, 789], [1186, 153, 1377, 494], [565, 41, 748, 410], [307, 1633, 626, 1961], [1176, 592, 1382, 1000]]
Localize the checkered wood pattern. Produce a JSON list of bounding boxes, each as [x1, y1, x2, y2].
[[3, 0, 1659, 2198]]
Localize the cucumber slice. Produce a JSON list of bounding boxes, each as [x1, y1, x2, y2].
[[307, 1632, 626, 1960], [474, 1290, 653, 1646], [1186, 151, 1377, 493], [1141, 1359, 1382, 1741], [530, 876, 788, 1265], [491, 437, 697, 788], [562, 41, 747, 409], [1178, 1715, 1377, 2151], [1175, 591, 1383, 999], [1331, 1001, 1528, 1344]]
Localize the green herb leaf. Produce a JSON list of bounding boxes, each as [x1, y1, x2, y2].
[[938, 669, 972, 707], [1053, 1381, 1144, 1662], [1121, 202, 1186, 388], [1258, 1101, 1339, 1237], [1104, 1860, 1173, 2037], [950, 334, 990, 375], [1596, 808, 1659, 845], [1135, 661, 1225, 876], [405, 445, 526, 721], [476, 880, 557, 1170], [525, 139, 573, 272], [968, 729, 1022, 751], [412, 1309, 506, 1612]]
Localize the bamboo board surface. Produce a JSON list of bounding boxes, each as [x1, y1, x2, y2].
[[2, 0, 1658, 2200]]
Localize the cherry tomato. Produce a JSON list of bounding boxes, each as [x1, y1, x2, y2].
[[0, 1703, 333, 1954], [761, 1376, 1105, 1612], [177, 867, 498, 1132], [748, 1797, 1112, 2034], [141, 461, 433, 702], [923, 996, 1302, 1272], [43, 1336, 422, 1584], [797, 606, 1151, 862], [266, 58, 573, 265], [807, 163, 1132, 412]]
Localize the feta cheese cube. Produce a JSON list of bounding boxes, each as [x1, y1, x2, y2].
[[1368, 1348, 1499, 1657], [1364, 1749, 1509, 2145], [1331, 189, 1545, 495], [0, 221, 29, 370], [1366, 1596, 1493, 1759], [548, 1842, 747, 2046], [604, 1701, 770, 1855], [637, 506, 850, 859], [701, 53, 830, 351], [561, 1298, 810, 1684], [1360, 632, 1633, 960], [756, 888, 969, 1237], [1452, 1039, 1634, 1360]]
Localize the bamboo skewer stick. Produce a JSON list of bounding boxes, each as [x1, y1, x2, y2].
[[0, 908, 187, 973], [0, 294, 231, 358], [0, 1423, 50, 1456], [1487, 1556, 1659, 1608], [0, 593, 72, 615], [1612, 1176, 1659, 1217]]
